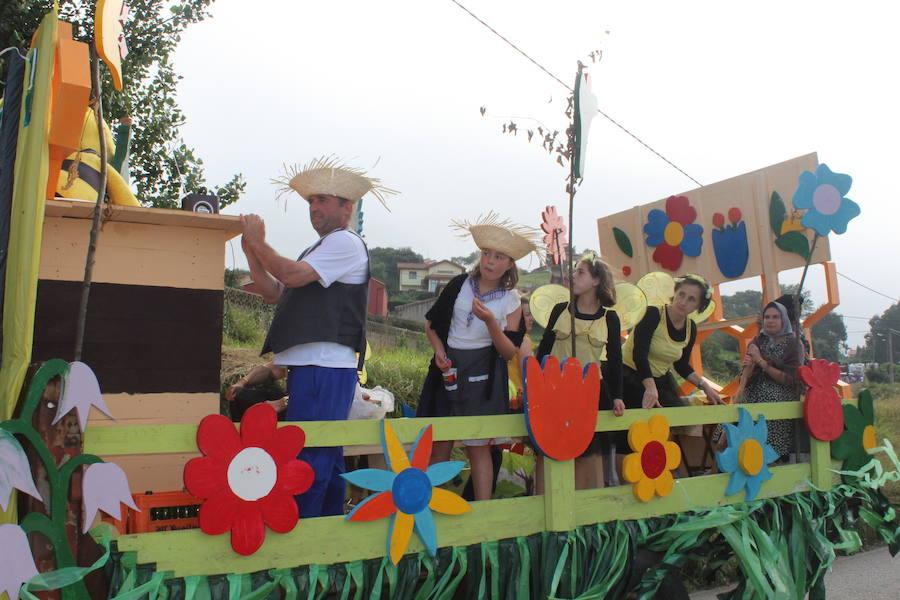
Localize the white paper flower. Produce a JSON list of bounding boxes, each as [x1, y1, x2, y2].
[[0, 430, 43, 510], [81, 463, 137, 533], [0, 524, 39, 600], [53, 362, 113, 432]]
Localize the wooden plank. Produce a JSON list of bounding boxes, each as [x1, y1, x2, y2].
[[543, 458, 575, 531], [86, 393, 220, 426], [115, 495, 547, 577], [808, 439, 834, 490], [39, 217, 227, 290], [85, 403, 805, 456], [573, 463, 812, 525], [44, 198, 242, 236], [114, 464, 816, 577], [99, 453, 197, 494]]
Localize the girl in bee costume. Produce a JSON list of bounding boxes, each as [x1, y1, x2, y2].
[[535, 254, 625, 489]]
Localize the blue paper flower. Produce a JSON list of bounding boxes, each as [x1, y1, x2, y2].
[[792, 164, 859, 236], [715, 408, 779, 501]]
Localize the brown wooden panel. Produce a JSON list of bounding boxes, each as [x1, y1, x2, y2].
[[86, 393, 219, 427], [32, 280, 224, 394], [39, 216, 227, 290], [103, 453, 198, 494]]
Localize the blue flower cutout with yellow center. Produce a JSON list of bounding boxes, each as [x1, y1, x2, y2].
[[792, 163, 860, 236], [715, 408, 779, 501], [341, 422, 470, 564]]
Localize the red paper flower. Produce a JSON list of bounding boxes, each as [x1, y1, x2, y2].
[[523, 356, 600, 460], [799, 359, 845, 441], [183, 403, 314, 555]]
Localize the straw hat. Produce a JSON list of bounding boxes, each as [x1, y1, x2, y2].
[[272, 155, 397, 208], [452, 213, 541, 261]]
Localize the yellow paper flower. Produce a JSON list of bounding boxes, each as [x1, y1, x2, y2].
[[622, 414, 682, 502]]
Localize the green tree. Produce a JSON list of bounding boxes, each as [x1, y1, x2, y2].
[[810, 310, 847, 363], [451, 251, 480, 267], [0, 0, 245, 209], [721, 290, 763, 319], [863, 301, 900, 363], [368, 247, 424, 294]]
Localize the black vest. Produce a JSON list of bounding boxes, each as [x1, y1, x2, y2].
[[261, 230, 369, 361]]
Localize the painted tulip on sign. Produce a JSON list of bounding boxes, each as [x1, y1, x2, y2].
[[81, 462, 139, 533], [799, 359, 844, 441], [711, 207, 749, 278], [0, 524, 39, 600], [0, 429, 43, 510], [523, 355, 600, 461]]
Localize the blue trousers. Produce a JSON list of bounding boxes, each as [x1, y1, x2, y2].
[[286, 366, 356, 518]]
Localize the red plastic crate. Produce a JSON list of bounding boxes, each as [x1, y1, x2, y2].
[[127, 490, 202, 533]]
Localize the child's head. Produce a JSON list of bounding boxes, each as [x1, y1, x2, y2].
[[470, 247, 519, 290], [520, 294, 534, 331], [572, 255, 616, 306], [672, 274, 711, 313]]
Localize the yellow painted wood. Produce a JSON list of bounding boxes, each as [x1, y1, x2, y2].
[[115, 495, 546, 577], [543, 458, 575, 531], [101, 453, 198, 494]]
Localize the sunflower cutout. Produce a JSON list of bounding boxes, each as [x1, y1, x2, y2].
[[715, 408, 779, 501], [831, 389, 878, 481], [622, 414, 681, 502], [342, 422, 470, 564]]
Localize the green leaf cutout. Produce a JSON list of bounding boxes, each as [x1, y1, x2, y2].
[[769, 191, 786, 237], [612, 227, 633, 257], [775, 231, 810, 260]]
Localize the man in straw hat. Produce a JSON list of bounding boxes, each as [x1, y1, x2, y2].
[[240, 156, 395, 518]]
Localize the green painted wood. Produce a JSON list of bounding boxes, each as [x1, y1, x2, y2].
[[85, 403, 804, 456], [573, 463, 811, 525], [115, 494, 546, 577], [809, 439, 834, 490], [543, 458, 575, 532]]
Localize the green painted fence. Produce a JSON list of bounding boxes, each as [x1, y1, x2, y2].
[[83, 401, 845, 578]]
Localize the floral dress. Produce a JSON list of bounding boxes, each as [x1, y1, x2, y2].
[[742, 335, 801, 457]]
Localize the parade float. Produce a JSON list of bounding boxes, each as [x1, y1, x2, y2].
[[1, 4, 898, 600]]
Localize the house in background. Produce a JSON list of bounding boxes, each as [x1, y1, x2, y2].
[[397, 260, 465, 293]]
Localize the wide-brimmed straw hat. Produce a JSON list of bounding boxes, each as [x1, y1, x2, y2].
[[272, 155, 397, 208], [452, 213, 541, 261]]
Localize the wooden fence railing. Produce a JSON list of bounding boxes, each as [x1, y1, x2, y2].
[[82, 401, 845, 578]]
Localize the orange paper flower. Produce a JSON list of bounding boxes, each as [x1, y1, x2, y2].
[[622, 414, 681, 502]]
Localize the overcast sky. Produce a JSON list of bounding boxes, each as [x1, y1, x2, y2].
[[168, 0, 899, 348]]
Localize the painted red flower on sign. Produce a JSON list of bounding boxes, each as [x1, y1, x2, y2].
[[183, 403, 314, 555], [541, 206, 568, 265], [523, 355, 600, 460], [799, 359, 845, 441]]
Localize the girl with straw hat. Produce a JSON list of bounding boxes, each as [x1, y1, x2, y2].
[[418, 213, 539, 501]]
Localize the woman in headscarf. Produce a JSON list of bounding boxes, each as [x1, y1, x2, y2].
[[735, 299, 805, 460]]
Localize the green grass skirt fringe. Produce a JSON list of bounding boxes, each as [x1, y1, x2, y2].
[[100, 483, 898, 600]]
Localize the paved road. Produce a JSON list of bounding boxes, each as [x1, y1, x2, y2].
[[691, 547, 899, 599]]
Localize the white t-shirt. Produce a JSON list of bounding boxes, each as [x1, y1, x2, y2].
[[447, 278, 520, 350], [273, 230, 368, 368]]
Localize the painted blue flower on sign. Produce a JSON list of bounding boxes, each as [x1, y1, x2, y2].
[[643, 196, 704, 271], [792, 164, 859, 236], [715, 408, 779, 501]]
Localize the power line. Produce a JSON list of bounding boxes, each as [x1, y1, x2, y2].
[[836, 271, 899, 303], [447, 0, 703, 188]]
